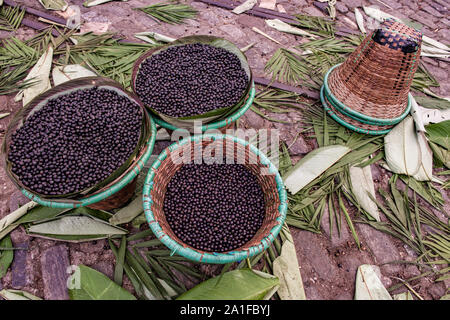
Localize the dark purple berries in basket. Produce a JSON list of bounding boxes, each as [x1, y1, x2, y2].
[[163, 163, 265, 252], [8, 87, 143, 196], [135, 43, 249, 118]]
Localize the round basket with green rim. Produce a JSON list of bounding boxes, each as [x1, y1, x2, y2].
[[2, 77, 157, 210], [143, 134, 287, 264], [131, 35, 255, 134], [320, 19, 422, 135]]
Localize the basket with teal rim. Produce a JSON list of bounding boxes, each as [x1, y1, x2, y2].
[[2, 77, 157, 211], [142, 134, 287, 264], [131, 35, 255, 134], [321, 19, 422, 135]]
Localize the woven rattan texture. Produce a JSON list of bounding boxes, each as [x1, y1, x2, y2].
[[327, 22, 421, 119], [150, 138, 281, 254]]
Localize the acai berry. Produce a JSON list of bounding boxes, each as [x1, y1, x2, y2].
[[163, 162, 265, 252]]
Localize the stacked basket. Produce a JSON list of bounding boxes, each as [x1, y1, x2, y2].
[[321, 19, 423, 135]]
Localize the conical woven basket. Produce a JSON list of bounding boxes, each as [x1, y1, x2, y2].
[[142, 134, 287, 264], [321, 19, 422, 134]]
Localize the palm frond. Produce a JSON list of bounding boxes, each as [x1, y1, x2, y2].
[[136, 2, 198, 25], [264, 48, 310, 85], [0, 5, 25, 31]]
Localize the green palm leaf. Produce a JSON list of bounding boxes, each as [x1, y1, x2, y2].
[[136, 2, 198, 25], [0, 5, 25, 31]]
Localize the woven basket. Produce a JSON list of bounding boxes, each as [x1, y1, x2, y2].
[[321, 19, 422, 134], [143, 134, 287, 264], [2, 77, 157, 210], [131, 35, 255, 134]]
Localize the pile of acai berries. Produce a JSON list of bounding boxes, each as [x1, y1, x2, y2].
[[8, 87, 143, 196], [135, 43, 249, 118], [163, 162, 266, 252]]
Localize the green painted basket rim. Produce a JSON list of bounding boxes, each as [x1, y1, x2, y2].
[[142, 133, 288, 264], [320, 86, 392, 135], [21, 114, 157, 208], [153, 82, 256, 132], [324, 64, 411, 125]]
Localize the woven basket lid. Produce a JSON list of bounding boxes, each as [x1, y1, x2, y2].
[[327, 19, 422, 120]]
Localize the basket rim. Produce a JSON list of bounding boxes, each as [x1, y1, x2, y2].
[[20, 113, 157, 208], [320, 86, 394, 135], [153, 82, 256, 132], [324, 64, 412, 125], [142, 133, 288, 264]]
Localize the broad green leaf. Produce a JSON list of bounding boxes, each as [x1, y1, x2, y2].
[[0, 289, 42, 300], [354, 265, 392, 300], [177, 269, 279, 300], [20, 45, 53, 106], [425, 120, 450, 150], [414, 96, 450, 110], [52, 64, 97, 86], [384, 116, 421, 176], [273, 241, 306, 300], [16, 205, 69, 224], [349, 165, 380, 221], [109, 196, 143, 225], [69, 265, 136, 300], [38, 0, 68, 10], [283, 145, 351, 194], [0, 235, 13, 279], [428, 141, 450, 168], [0, 201, 38, 239], [27, 215, 127, 236]]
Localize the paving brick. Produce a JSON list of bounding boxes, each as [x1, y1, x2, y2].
[[41, 245, 70, 300], [10, 241, 28, 289], [356, 224, 402, 273], [411, 12, 438, 29], [302, 6, 326, 17], [292, 229, 341, 281]]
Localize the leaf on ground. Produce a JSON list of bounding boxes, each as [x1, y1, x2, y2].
[[38, 0, 68, 11], [52, 64, 97, 86], [272, 241, 306, 300], [393, 291, 414, 300], [176, 269, 279, 300], [109, 196, 143, 226], [349, 165, 380, 221], [413, 132, 433, 181], [414, 96, 450, 110], [354, 8, 366, 34], [265, 19, 317, 38], [69, 265, 136, 300], [0, 235, 13, 279], [384, 116, 421, 176], [354, 265, 392, 300], [425, 120, 450, 150], [0, 289, 42, 300], [83, 0, 128, 7], [283, 145, 351, 194], [19, 45, 53, 106], [259, 0, 276, 10], [232, 0, 257, 14], [27, 215, 127, 237]]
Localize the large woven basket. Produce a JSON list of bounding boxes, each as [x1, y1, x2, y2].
[[2, 77, 157, 210], [143, 134, 287, 264], [321, 19, 422, 134], [131, 35, 255, 134]]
